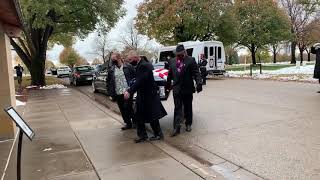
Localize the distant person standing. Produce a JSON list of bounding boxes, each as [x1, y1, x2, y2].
[[311, 43, 320, 93], [166, 44, 202, 137], [107, 52, 136, 130], [14, 64, 24, 86], [199, 54, 208, 85]]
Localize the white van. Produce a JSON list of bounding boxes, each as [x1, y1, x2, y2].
[[157, 41, 226, 75]]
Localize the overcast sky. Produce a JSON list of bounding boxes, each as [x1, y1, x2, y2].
[[47, 0, 148, 65]]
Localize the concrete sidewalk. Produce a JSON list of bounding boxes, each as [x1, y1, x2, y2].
[[1, 88, 223, 180]]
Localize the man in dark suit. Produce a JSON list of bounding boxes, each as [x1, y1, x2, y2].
[[311, 43, 320, 93], [124, 50, 167, 143], [167, 44, 203, 137], [199, 54, 208, 85]]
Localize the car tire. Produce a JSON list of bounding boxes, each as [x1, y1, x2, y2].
[[92, 81, 98, 93]]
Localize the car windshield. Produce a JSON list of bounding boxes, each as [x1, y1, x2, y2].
[[59, 67, 69, 70], [76, 66, 94, 72], [153, 63, 165, 69]]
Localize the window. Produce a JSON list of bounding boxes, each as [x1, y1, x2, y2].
[[204, 47, 208, 59], [218, 47, 222, 59], [210, 47, 214, 56], [76, 66, 94, 72], [186, 48, 194, 56], [215, 47, 217, 59], [159, 51, 175, 62]]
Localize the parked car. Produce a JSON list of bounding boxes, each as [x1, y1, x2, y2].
[[57, 66, 71, 78], [50, 67, 57, 75], [70, 65, 95, 86], [92, 60, 171, 100], [92, 63, 108, 93]]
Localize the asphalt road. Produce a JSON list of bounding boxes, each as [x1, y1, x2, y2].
[[70, 78, 320, 180]]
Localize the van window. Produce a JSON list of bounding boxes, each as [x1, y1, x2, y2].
[[159, 51, 175, 62], [215, 47, 217, 59], [218, 47, 222, 59], [210, 47, 214, 56], [204, 47, 208, 59], [186, 48, 193, 56]]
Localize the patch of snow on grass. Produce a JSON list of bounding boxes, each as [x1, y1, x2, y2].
[[40, 84, 67, 89], [16, 99, 26, 106], [26, 85, 38, 89], [226, 65, 318, 83]]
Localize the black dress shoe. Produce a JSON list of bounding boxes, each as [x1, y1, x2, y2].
[[134, 137, 147, 143], [149, 135, 164, 141], [121, 125, 132, 131], [186, 125, 192, 132], [170, 128, 180, 137]]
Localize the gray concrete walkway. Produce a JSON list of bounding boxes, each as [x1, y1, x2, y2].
[[1, 88, 223, 180]]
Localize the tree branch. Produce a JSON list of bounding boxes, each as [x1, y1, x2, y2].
[[17, 37, 31, 59], [10, 38, 31, 68]]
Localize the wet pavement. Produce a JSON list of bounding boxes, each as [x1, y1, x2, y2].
[[1, 88, 221, 180], [74, 78, 320, 180]]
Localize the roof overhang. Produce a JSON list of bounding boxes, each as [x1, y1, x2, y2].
[[0, 0, 22, 37]]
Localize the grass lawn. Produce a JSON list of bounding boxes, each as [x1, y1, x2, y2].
[[226, 64, 295, 71], [14, 76, 67, 90]]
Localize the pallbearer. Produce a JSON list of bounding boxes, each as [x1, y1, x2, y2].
[[311, 43, 320, 93]]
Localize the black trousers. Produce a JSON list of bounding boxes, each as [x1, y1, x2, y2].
[[137, 120, 163, 139], [173, 93, 193, 129], [201, 73, 207, 85], [116, 95, 135, 126]]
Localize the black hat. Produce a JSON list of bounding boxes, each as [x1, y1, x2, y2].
[[175, 44, 185, 54]]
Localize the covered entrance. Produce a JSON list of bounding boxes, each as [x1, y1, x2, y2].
[[0, 0, 22, 140]]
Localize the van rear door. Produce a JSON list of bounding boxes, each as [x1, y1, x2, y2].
[[216, 46, 223, 70], [207, 46, 216, 69]]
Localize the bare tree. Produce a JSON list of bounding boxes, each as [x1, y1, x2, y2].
[[119, 20, 146, 50], [300, 19, 320, 61], [280, 0, 320, 64], [93, 32, 112, 63], [269, 43, 283, 64]]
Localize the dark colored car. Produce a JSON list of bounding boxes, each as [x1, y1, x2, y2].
[[70, 65, 95, 86], [92, 61, 171, 101], [50, 67, 57, 75]]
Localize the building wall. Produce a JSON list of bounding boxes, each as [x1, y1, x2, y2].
[[0, 22, 16, 140]]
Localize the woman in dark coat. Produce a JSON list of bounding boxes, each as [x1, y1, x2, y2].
[[125, 51, 167, 143]]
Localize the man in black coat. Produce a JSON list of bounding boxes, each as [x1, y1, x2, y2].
[[199, 55, 208, 85], [311, 43, 320, 93], [167, 44, 203, 137], [107, 52, 136, 130], [124, 50, 167, 143]]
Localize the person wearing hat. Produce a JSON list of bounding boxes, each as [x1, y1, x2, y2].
[[166, 44, 203, 137], [311, 43, 320, 93]]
